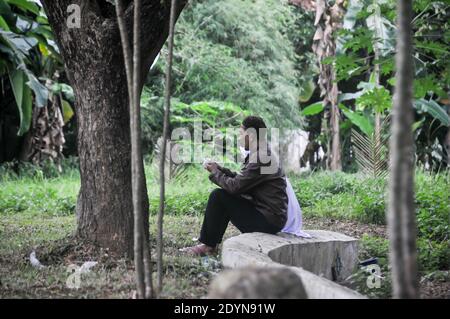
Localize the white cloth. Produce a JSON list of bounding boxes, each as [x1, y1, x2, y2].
[[281, 177, 311, 238]]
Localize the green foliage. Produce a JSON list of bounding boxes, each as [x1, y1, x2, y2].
[[288, 6, 316, 103], [413, 99, 450, 127], [348, 234, 392, 298], [141, 88, 248, 153], [150, 191, 207, 217], [2, 163, 447, 240], [356, 86, 391, 114], [300, 102, 324, 116], [7, 65, 32, 135], [339, 104, 374, 136], [291, 171, 388, 224], [351, 116, 390, 178], [0, 156, 79, 180], [291, 169, 449, 229], [417, 238, 450, 272], [325, 52, 370, 82], [360, 234, 390, 260], [415, 172, 450, 243], [414, 74, 447, 99], [0, 179, 78, 217], [338, 0, 449, 85], [0, 158, 79, 217], [171, 100, 248, 129], [354, 230, 448, 297], [359, 233, 449, 275], [0, 0, 69, 135], [295, 170, 449, 272], [145, 0, 303, 136], [331, 0, 450, 170]]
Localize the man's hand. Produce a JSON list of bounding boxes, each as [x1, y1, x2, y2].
[[205, 162, 219, 173]]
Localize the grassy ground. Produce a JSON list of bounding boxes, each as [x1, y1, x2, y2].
[[0, 212, 239, 298], [0, 164, 449, 298]]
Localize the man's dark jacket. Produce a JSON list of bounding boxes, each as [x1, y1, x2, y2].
[[208, 147, 288, 230]]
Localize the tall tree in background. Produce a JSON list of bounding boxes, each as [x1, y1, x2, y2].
[[291, 0, 345, 170], [387, 0, 419, 298], [40, 0, 187, 256]]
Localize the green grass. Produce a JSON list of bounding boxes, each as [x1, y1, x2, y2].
[[0, 162, 449, 298], [0, 178, 79, 217], [291, 171, 389, 224]]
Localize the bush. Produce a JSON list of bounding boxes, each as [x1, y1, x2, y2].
[[359, 234, 389, 260], [415, 172, 449, 242], [417, 238, 450, 272], [359, 234, 449, 275], [344, 235, 392, 298]]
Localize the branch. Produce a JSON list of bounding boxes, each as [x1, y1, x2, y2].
[[157, 0, 177, 297]]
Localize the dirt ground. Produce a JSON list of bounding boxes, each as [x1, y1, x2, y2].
[[0, 214, 448, 299]]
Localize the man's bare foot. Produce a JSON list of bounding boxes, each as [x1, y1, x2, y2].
[[179, 244, 217, 256]]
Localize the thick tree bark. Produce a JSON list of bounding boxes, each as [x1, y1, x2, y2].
[[388, 0, 419, 298], [41, 0, 187, 256]]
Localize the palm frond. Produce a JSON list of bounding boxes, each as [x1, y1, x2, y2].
[[352, 115, 390, 178], [154, 137, 188, 181]]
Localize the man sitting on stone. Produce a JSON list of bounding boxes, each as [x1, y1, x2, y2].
[[181, 116, 288, 256]]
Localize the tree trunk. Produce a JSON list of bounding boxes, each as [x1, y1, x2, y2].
[[330, 98, 342, 170], [74, 61, 139, 255], [445, 103, 450, 167], [446, 127, 450, 168], [41, 0, 187, 256], [388, 0, 419, 298], [374, 48, 382, 158], [307, 0, 345, 171], [328, 69, 342, 171]]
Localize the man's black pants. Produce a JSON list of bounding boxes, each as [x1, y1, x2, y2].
[[199, 188, 281, 247]]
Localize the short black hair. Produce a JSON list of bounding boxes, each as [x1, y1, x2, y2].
[[242, 115, 267, 140]]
